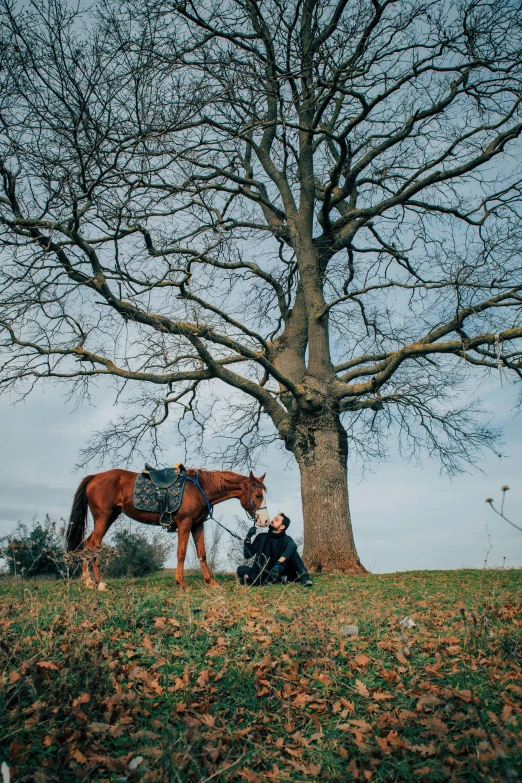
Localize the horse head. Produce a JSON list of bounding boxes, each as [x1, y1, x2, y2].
[[240, 471, 268, 524]]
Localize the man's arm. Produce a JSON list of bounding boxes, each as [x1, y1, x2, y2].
[[277, 536, 297, 563]]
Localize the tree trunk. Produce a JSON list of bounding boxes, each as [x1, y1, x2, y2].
[[292, 410, 368, 574]]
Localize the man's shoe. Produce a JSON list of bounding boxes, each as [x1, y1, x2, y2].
[[301, 579, 313, 588]]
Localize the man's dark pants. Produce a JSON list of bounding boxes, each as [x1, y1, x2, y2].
[[237, 551, 310, 585]]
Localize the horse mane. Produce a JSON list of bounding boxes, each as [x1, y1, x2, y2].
[[188, 468, 265, 496]]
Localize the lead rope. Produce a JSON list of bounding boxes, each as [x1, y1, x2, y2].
[[212, 518, 244, 542]]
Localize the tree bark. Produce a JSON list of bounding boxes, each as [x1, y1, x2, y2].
[[292, 410, 368, 574]]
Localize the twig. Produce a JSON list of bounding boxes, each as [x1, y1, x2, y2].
[[198, 751, 253, 782], [486, 486, 522, 533], [483, 524, 493, 569]]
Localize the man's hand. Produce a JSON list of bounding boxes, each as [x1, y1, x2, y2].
[[268, 563, 285, 582], [246, 526, 257, 541]]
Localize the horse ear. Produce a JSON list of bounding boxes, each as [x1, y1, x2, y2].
[[259, 473, 266, 483], [249, 470, 255, 480]]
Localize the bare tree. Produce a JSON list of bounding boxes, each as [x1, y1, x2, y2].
[[1, 0, 522, 572]]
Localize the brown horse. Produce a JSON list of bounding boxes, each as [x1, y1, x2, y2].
[[66, 468, 267, 590]]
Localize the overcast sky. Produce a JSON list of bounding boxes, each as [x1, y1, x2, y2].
[[0, 375, 520, 573]]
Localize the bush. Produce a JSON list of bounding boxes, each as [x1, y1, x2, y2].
[[1, 517, 67, 578], [104, 527, 171, 578], [0, 517, 172, 582]]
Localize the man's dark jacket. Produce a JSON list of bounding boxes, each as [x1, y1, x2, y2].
[[244, 528, 297, 571]]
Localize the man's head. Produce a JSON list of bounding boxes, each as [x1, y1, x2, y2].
[[270, 512, 291, 533]]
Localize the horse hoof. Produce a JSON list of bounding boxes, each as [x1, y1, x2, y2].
[[177, 581, 189, 591], [84, 579, 95, 590], [97, 581, 108, 592], [206, 580, 219, 588]]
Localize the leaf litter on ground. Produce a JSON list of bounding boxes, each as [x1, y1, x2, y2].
[[0, 569, 521, 782]]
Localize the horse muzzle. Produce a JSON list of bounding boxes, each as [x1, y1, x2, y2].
[[254, 506, 269, 526]]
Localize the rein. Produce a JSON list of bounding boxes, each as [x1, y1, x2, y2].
[[185, 471, 265, 543]]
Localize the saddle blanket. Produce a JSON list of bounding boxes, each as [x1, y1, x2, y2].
[[133, 472, 187, 517]]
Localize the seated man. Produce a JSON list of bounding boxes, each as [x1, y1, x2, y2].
[[237, 512, 312, 587]]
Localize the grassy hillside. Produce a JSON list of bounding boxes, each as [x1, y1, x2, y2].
[[1, 570, 521, 782]]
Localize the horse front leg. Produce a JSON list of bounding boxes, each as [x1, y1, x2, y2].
[[175, 522, 191, 589], [191, 521, 218, 587]]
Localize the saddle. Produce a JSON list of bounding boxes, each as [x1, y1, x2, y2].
[[138, 463, 187, 527], [143, 463, 182, 488]]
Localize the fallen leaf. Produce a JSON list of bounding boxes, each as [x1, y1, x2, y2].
[[353, 731, 366, 748], [130, 730, 160, 741], [36, 661, 59, 671], [373, 690, 393, 701], [141, 637, 154, 654], [410, 742, 437, 757], [376, 736, 392, 754], [72, 693, 90, 708], [349, 719, 373, 732], [72, 749, 87, 764], [238, 769, 263, 783], [501, 704, 513, 723], [416, 694, 443, 712], [196, 669, 210, 687], [293, 692, 313, 707], [355, 679, 370, 698], [9, 742, 30, 764], [88, 722, 111, 733], [136, 746, 163, 759]]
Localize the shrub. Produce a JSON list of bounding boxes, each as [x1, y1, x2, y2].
[[0, 517, 172, 582], [104, 527, 171, 578], [1, 517, 67, 578]]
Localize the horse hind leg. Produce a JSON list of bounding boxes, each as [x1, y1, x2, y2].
[[81, 557, 95, 590], [84, 508, 120, 591]]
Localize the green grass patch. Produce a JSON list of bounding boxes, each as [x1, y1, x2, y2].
[[1, 570, 521, 781]]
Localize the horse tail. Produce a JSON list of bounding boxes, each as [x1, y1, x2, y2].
[[67, 475, 95, 551]]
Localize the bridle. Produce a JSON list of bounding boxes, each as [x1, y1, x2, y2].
[[244, 482, 267, 519]]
